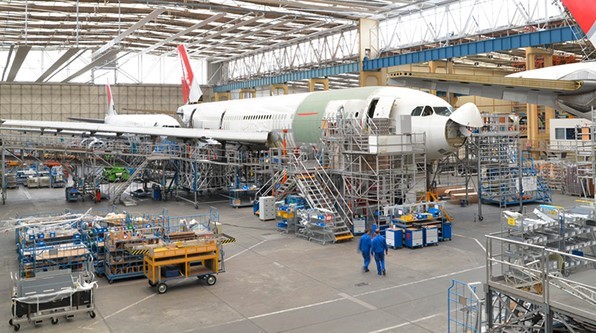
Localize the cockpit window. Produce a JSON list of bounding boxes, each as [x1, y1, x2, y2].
[[434, 106, 454, 116], [421, 106, 433, 117], [411, 106, 423, 116]]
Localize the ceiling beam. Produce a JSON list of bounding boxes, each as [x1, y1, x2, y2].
[[6, 45, 31, 82], [187, 15, 263, 53], [91, 8, 165, 59], [62, 49, 120, 82], [1, 45, 15, 81], [143, 13, 226, 54], [35, 48, 81, 82]]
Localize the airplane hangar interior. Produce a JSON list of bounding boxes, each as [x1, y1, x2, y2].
[[0, 0, 595, 332]]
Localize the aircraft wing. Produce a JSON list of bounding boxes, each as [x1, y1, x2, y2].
[[388, 71, 596, 118], [67, 117, 105, 124], [0, 119, 269, 144]]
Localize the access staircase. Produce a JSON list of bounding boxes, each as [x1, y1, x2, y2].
[[273, 171, 297, 202], [111, 154, 170, 204], [253, 169, 297, 201], [289, 154, 353, 243]]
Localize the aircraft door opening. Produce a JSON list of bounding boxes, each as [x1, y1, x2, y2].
[[368, 97, 395, 119]]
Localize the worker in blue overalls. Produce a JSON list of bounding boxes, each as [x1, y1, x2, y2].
[[371, 229, 388, 276], [358, 229, 372, 272]]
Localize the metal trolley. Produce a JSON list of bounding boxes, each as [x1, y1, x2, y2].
[[143, 238, 225, 294], [9, 269, 97, 331]]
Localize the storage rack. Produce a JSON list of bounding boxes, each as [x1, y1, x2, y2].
[[19, 240, 91, 278], [229, 184, 259, 207], [501, 204, 596, 276], [296, 208, 336, 245], [104, 229, 162, 283], [472, 114, 551, 208], [276, 195, 306, 234], [14, 211, 94, 278]]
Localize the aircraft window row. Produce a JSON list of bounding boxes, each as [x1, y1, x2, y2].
[[240, 114, 288, 120], [162, 125, 180, 128]]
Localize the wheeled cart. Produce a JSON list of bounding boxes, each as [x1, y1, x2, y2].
[[9, 269, 97, 331], [143, 238, 224, 294]]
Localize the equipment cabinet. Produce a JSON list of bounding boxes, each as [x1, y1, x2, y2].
[[405, 228, 423, 248], [386, 229, 403, 249]]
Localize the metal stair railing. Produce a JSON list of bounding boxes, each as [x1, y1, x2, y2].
[[111, 158, 151, 204], [289, 153, 353, 240]]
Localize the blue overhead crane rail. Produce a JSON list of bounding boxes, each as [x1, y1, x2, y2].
[[214, 26, 578, 92]]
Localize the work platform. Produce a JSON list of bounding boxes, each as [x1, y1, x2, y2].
[[1, 114, 428, 245]]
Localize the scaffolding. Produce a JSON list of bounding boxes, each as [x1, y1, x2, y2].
[[485, 234, 596, 331], [321, 115, 427, 231], [473, 114, 551, 219]]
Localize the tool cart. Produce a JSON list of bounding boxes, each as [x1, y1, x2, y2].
[[143, 237, 224, 294]]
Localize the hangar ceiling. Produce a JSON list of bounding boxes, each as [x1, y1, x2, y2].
[[0, 0, 592, 86], [0, 0, 457, 58]]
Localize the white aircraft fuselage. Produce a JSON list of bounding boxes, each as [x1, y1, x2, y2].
[[177, 86, 482, 160]]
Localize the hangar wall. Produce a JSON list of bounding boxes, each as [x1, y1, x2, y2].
[[0, 83, 187, 121]]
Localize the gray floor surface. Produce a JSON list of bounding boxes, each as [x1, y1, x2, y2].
[[0, 186, 588, 332]]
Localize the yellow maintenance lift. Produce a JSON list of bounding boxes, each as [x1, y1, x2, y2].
[[143, 237, 223, 294]]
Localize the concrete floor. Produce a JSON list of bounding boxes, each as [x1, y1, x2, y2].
[[0, 186, 585, 333]]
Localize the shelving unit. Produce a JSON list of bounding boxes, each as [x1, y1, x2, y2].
[[296, 208, 336, 245], [501, 204, 596, 276], [229, 185, 259, 208], [104, 230, 161, 283], [473, 114, 551, 208]]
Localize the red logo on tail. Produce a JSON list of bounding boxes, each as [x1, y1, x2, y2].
[[562, 0, 596, 40], [178, 44, 194, 104]]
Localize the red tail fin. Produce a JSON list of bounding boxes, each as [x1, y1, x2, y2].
[[177, 44, 202, 104], [562, 0, 596, 47], [105, 82, 117, 116]]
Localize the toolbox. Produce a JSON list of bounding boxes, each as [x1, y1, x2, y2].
[[405, 228, 423, 248], [386, 228, 403, 249]]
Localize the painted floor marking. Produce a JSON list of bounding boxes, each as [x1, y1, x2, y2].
[[227, 239, 266, 260], [368, 313, 441, 333], [453, 233, 487, 252], [338, 292, 377, 310]]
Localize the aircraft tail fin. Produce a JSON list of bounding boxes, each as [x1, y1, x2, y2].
[[106, 83, 117, 116], [177, 44, 203, 104], [562, 0, 596, 47]]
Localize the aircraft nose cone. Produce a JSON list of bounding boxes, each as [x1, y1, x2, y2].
[[449, 103, 483, 128]]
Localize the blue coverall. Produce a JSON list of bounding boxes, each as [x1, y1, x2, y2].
[[371, 234, 388, 275], [358, 233, 372, 272]]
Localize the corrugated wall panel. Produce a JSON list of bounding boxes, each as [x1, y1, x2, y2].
[[0, 83, 183, 121]]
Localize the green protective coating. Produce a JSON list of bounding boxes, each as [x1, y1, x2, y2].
[[292, 86, 380, 144]]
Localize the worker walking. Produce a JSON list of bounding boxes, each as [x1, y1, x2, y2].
[[358, 229, 372, 272], [371, 229, 388, 276]]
